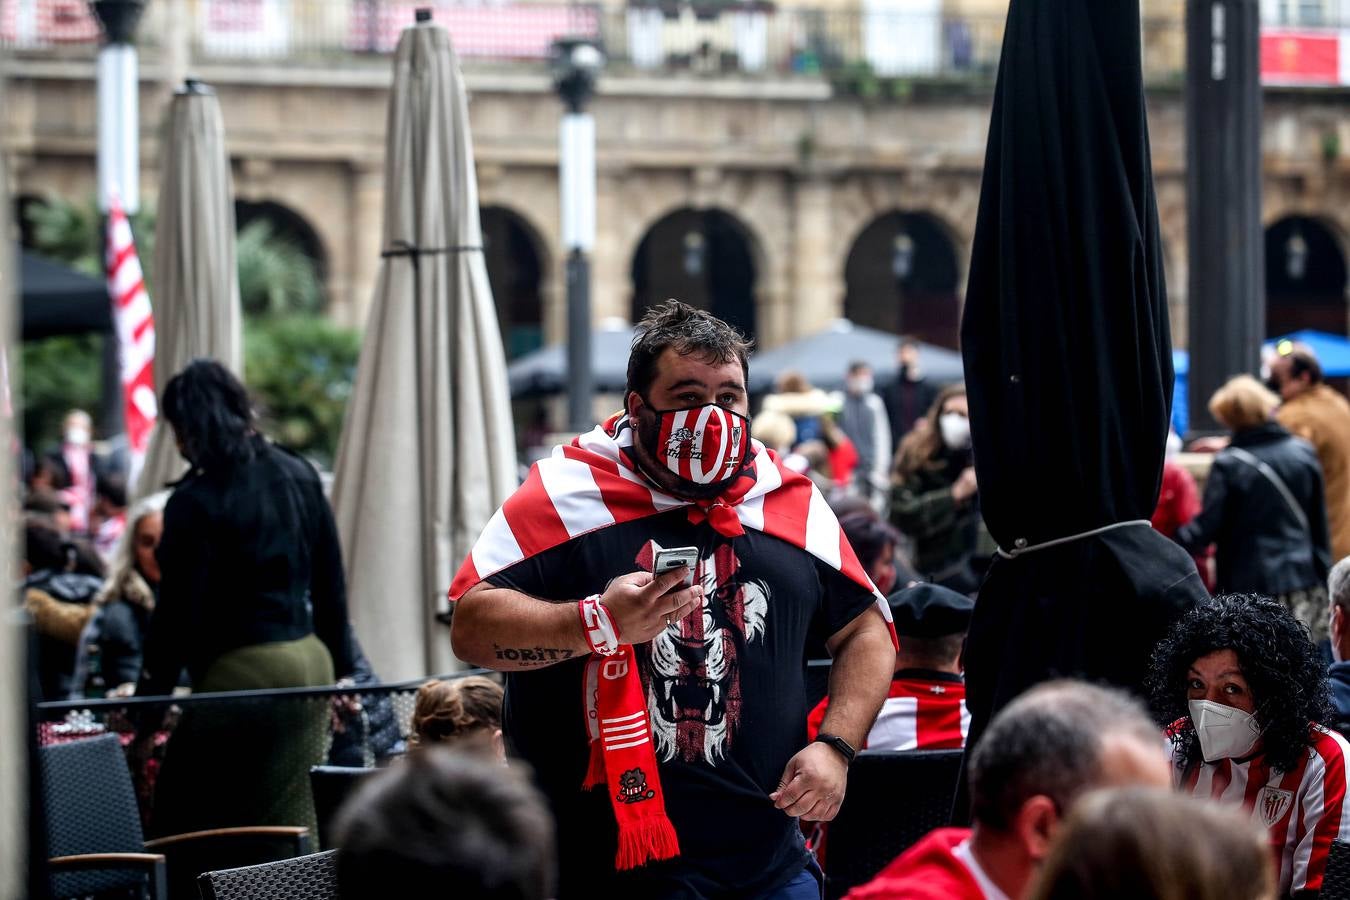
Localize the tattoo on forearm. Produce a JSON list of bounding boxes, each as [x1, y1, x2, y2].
[[493, 645, 574, 666]]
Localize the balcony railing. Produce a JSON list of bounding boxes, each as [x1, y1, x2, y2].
[[1, 0, 1347, 88]]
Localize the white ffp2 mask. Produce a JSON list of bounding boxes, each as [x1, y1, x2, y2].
[[1189, 699, 1262, 762], [939, 413, 972, 451]]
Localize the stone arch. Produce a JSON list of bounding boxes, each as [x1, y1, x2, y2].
[[480, 204, 550, 360], [630, 206, 764, 342], [235, 198, 328, 281], [842, 209, 964, 349], [1264, 214, 1350, 337]]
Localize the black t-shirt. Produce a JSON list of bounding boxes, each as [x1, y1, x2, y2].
[[486, 510, 876, 899]]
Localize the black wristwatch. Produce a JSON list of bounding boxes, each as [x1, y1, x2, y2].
[[814, 732, 857, 766]]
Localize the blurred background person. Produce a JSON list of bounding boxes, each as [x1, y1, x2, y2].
[[1326, 557, 1350, 736], [410, 675, 505, 763], [1270, 345, 1350, 563], [335, 748, 555, 900], [890, 384, 987, 594], [134, 359, 355, 837], [846, 681, 1171, 900], [90, 473, 128, 561], [22, 515, 103, 700], [763, 369, 832, 446], [809, 583, 970, 750], [1151, 429, 1210, 591], [72, 493, 167, 697], [1174, 376, 1331, 640], [834, 361, 892, 509], [1028, 788, 1274, 900], [52, 408, 96, 534], [885, 338, 937, 452], [1150, 593, 1348, 898]]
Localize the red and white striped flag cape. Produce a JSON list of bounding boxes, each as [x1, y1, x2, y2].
[[106, 197, 156, 486], [449, 412, 897, 645]]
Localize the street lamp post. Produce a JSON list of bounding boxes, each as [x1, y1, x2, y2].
[[1186, 0, 1263, 436], [90, 0, 147, 438], [553, 38, 604, 433]]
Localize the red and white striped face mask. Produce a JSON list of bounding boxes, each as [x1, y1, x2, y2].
[[647, 403, 751, 490]]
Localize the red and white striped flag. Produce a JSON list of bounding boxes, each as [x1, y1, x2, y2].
[[106, 197, 156, 485]]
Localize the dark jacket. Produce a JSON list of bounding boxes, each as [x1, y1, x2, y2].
[[136, 440, 354, 696], [1330, 662, 1350, 738], [884, 372, 938, 452], [890, 450, 991, 592], [25, 570, 103, 700], [1176, 422, 1331, 596], [95, 598, 154, 688]]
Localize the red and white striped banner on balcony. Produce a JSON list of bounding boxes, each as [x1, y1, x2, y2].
[[348, 2, 601, 57], [0, 0, 99, 46], [1262, 28, 1350, 86], [106, 198, 157, 486]]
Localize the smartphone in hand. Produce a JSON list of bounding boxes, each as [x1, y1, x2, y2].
[[652, 542, 699, 588]]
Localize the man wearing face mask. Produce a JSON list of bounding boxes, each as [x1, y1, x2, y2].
[[450, 300, 897, 899], [1150, 593, 1350, 898], [51, 409, 96, 535], [833, 362, 892, 510]]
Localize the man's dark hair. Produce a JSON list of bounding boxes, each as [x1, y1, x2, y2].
[[335, 748, 555, 900], [160, 359, 258, 471], [969, 681, 1159, 831], [1149, 593, 1331, 775], [626, 300, 753, 400], [847, 360, 871, 376], [96, 473, 127, 509], [24, 490, 69, 517], [1288, 347, 1324, 385]]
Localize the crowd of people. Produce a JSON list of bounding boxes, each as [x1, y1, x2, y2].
[[23, 302, 1350, 900]]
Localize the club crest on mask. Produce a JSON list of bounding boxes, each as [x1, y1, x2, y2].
[[652, 404, 750, 486]]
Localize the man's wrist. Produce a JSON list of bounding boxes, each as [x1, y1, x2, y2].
[[814, 732, 857, 766], [578, 594, 620, 656]]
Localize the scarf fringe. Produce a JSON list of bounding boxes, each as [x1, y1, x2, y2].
[[582, 739, 606, 790], [615, 815, 682, 870]]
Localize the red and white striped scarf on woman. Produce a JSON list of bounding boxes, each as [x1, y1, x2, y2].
[[449, 413, 896, 870]]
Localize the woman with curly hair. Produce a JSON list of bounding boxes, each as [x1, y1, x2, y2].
[[1149, 593, 1349, 898]]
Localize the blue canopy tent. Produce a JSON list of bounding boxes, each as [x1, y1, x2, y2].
[[1171, 330, 1350, 435]]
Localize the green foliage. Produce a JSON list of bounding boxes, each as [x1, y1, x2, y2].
[[25, 196, 156, 281], [21, 195, 354, 467], [236, 219, 325, 317], [244, 316, 360, 468], [21, 334, 104, 451]]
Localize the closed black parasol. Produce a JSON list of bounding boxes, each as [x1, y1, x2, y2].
[[959, 0, 1207, 765]]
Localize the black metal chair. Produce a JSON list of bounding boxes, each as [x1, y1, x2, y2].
[[309, 766, 377, 850], [197, 850, 339, 900], [41, 733, 313, 900], [41, 732, 168, 899], [1323, 839, 1350, 899], [823, 749, 964, 900]]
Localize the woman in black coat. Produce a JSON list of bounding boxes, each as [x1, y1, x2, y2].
[[135, 359, 355, 838], [1176, 375, 1331, 638]]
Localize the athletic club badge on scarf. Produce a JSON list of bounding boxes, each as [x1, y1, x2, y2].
[[448, 414, 897, 871]]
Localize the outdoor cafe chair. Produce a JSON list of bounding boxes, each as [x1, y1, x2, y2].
[[41, 733, 311, 899], [197, 850, 338, 900], [823, 749, 964, 900]]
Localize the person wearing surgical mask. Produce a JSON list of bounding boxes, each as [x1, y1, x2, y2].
[[59, 409, 96, 534], [889, 385, 990, 594], [1150, 593, 1349, 898]]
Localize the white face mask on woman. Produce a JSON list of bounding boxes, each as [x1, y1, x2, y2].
[[1188, 699, 1262, 762], [939, 413, 972, 451]]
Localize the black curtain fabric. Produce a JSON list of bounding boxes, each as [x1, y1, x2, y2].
[[958, 0, 1208, 790]]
